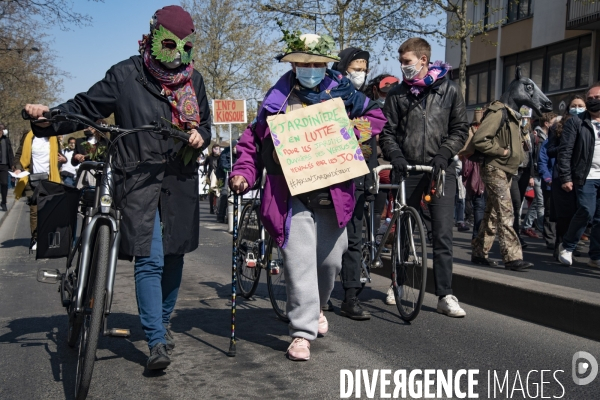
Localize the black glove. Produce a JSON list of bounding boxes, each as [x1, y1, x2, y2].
[[431, 147, 453, 176], [390, 152, 409, 176]]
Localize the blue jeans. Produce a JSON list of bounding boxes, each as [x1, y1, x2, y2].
[[471, 192, 486, 240], [562, 179, 600, 260], [134, 210, 184, 349], [63, 176, 76, 187], [523, 176, 544, 230], [454, 191, 465, 224]]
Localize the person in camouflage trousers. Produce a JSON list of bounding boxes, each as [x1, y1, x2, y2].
[[472, 165, 523, 262], [471, 101, 534, 271]]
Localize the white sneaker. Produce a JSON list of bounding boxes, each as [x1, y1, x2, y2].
[[558, 244, 573, 266], [588, 259, 600, 268], [385, 285, 396, 305], [437, 295, 466, 318], [31, 242, 37, 251]]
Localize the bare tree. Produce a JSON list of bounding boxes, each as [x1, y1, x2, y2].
[[258, 0, 434, 53], [183, 0, 277, 141], [416, 0, 505, 99]]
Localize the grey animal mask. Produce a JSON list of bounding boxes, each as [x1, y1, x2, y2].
[[500, 66, 552, 117]]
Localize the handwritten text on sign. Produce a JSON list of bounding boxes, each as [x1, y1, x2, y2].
[[267, 97, 369, 196], [213, 99, 247, 124]]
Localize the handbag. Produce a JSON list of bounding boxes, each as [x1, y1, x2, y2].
[[29, 172, 49, 189]]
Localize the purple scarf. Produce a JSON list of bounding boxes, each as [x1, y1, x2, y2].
[[404, 61, 451, 96]]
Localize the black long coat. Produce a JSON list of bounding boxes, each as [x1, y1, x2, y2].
[[33, 55, 212, 257]]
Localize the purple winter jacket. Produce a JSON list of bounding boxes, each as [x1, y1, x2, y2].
[[230, 71, 387, 249]]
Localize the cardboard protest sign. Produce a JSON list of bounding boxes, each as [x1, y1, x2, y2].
[[213, 100, 247, 124], [266, 97, 370, 196]]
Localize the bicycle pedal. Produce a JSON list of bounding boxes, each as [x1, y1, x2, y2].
[[37, 268, 62, 284], [106, 328, 130, 338], [269, 261, 280, 275]]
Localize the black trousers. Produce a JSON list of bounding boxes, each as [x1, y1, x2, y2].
[[404, 166, 456, 296], [0, 165, 8, 205], [340, 190, 365, 290], [510, 168, 530, 235]]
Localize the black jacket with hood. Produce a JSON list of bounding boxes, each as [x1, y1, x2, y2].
[[32, 55, 212, 257], [379, 76, 469, 166], [331, 47, 378, 194]]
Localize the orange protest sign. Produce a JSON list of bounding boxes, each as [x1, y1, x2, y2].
[[266, 97, 370, 196], [212, 99, 247, 124]]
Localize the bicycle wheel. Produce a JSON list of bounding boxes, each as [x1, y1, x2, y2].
[[236, 202, 261, 298], [391, 207, 427, 322], [266, 238, 288, 322], [75, 223, 110, 400]]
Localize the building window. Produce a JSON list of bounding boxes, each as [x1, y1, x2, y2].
[[466, 61, 497, 106], [506, 0, 532, 23], [502, 35, 591, 94]]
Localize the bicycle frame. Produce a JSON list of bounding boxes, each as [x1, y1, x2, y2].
[[71, 154, 121, 318], [367, 165, 442, 269]]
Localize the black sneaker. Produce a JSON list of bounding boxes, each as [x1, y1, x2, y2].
[[147, 343, 171, 370], [164, 327, 175, 351], [505, 260, 533, 271], [471, 256, 498, 267], [0, 203, 7, 212], [340, 298, 371, 320]]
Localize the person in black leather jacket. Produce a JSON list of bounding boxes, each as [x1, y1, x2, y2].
[[379, 37, 468, 318]]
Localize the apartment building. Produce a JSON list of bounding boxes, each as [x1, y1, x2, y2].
[[445, 0, 600, 115]]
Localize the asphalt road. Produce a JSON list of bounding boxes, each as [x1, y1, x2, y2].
[[0, 199, 599, 400]]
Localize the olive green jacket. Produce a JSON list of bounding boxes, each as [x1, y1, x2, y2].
[[472, 101, 526, 175]]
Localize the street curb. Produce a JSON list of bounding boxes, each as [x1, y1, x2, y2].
[[374, 257, 600, 342], [0, 193, 15, 229]]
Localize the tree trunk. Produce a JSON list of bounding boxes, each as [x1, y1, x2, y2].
[[458, 0, 468, 101], [459, 36, 467, 101]]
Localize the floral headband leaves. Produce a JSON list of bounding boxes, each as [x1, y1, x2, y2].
[[276, 21, 340, 62]]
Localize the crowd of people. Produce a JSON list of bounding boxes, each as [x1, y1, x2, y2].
[[7, 4, 597, 369], [457, 94, 598, 270]]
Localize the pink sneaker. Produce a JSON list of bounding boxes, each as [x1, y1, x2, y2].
[[286, 338, 310, 361], [318, 310, 328, 335]]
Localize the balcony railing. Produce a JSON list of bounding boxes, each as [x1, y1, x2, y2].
[[567, 0, 600, 29]]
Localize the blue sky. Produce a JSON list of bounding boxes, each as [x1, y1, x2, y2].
[[49, 1, 446, 102]]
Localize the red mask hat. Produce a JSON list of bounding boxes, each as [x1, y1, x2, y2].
[[152, 5, 195, 41]]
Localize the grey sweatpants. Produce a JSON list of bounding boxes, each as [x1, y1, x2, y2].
[[281, 197, 348, 341]]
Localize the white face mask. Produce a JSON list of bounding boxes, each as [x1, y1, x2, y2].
[[401, 61, 423, 81], [347, 71, 366, 89], [2, 129, 7, 136], [161, 52, 182, 69]]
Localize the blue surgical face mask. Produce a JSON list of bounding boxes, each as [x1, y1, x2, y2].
[[569, 106, 586, 116], [296, 67, 326, 89]]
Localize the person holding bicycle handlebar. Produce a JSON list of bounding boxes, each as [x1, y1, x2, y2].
[[24, 5, 210, 370], [379, 37, 469, 318]]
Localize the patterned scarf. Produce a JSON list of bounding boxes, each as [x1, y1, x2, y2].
[[404, 60, 451, 96], [139, 36, 200, 130]]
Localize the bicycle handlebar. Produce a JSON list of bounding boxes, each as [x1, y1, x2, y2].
[[21, 108, 190, 143], [369, 164, 445, 196]]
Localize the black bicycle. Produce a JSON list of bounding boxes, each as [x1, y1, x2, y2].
[[364, 164, 444, 321], [26, 109, 191, 400], [235, 173, 288, 322]]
